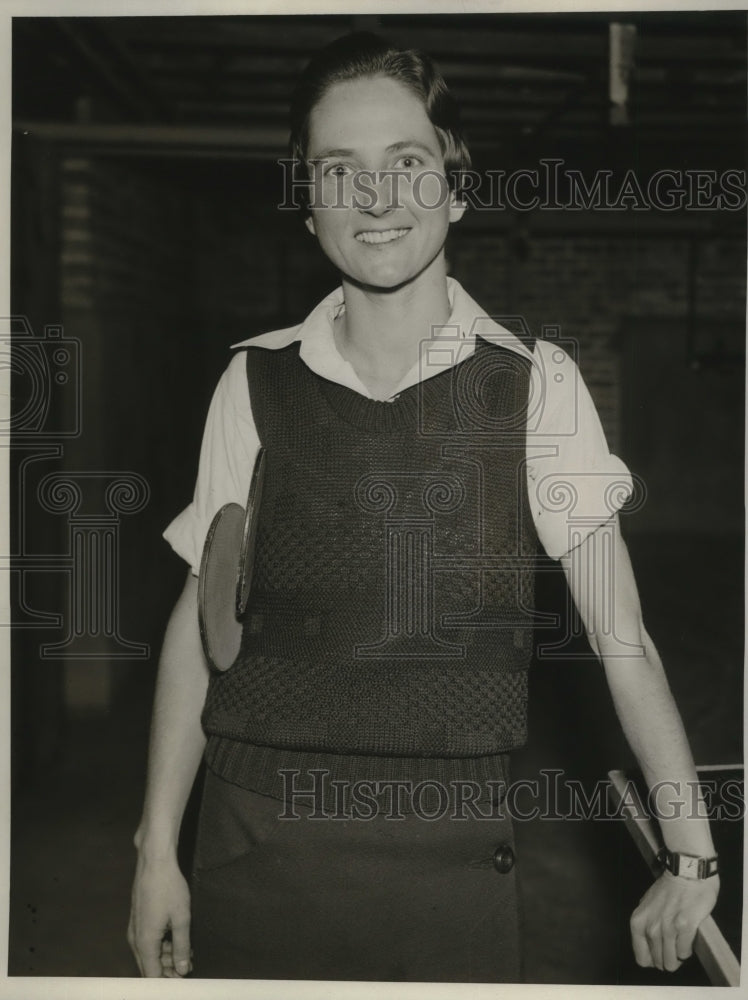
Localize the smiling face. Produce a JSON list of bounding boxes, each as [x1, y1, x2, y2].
[[303, 75, 465, 291]]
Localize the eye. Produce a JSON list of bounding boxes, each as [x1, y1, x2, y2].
[[395, 154, 423, 170], [324, 162, 352, 178]]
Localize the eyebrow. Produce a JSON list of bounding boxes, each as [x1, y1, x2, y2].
[[310, 139, 439, 161]]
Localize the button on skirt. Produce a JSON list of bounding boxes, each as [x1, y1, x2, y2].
[[190, 764, 524, 982]]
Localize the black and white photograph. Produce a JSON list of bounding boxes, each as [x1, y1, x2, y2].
[[4, 1, 746, 994]]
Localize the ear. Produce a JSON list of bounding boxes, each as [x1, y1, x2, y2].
[[305, 214, 316, 236], [448, 189, 467, 224]]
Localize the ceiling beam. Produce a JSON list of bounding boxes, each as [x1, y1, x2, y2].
[[118, 19, 745, 65]]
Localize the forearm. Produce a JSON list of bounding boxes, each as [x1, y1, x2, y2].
[[601, 624, 716, 857], [562, 521, 717, 859], [562, 489, 719, 971], [135, 571, 210, 860]]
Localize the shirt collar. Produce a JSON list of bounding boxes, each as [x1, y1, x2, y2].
[[232, 276, 537, 399]]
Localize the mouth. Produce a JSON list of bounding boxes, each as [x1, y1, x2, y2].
[[354, 228, 410, 246]]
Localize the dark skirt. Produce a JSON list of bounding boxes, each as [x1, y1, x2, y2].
[[189, 764, 524, 982]]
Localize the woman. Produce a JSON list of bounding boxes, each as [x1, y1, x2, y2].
[[128, 31, 719, 982]]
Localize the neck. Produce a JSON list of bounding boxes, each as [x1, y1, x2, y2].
[[334, 257, 453, 399]]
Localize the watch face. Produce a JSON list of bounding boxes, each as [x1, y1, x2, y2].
[[679, 855, 700, 877], [661, 849, 718, 880]]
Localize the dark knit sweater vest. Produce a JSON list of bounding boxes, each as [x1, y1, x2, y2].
[[202, 334, 539, 796]]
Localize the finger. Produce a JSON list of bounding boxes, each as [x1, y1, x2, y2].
[[674, 912, 697, 964], [662, 916, 682, 973], [131, 943, 145, 977], [171, 918, 193, 977], [126, 921, 144, 977], [645, 920, 664, 971], [161, 937, 183, 978], [161, 940, 175, 972], [630, 910, 654, 968], [140, 935, 165, 978]]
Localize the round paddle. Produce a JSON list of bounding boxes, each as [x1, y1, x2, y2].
[[198, 447, 267, 671]]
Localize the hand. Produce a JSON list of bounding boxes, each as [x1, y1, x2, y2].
[[630, 869, 720, 972], [127, 853, 193, 978]]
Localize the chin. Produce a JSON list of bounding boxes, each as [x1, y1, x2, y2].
[[339, 246, 445, 292], [348, 270, 418, 292]]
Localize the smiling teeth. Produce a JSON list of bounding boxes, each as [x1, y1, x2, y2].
[[355, 228, 409, 244]]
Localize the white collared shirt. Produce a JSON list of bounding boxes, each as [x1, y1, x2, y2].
[[164, 276, 632, 573]]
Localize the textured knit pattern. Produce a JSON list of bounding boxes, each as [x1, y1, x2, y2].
[[201, 335, 539, 762]]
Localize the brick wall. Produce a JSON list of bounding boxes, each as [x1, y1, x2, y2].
[[449, 232, 745, 456]]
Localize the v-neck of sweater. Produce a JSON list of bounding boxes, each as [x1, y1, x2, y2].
[[313, 336, 493, 433]]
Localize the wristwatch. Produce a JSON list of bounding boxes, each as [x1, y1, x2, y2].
[[657, 846, 719, 880]]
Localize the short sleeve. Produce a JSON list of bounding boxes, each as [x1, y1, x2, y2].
[[163, 351, 260, 576], [525, 340, 633, 561]]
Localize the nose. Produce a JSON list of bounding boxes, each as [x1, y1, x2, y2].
[[360, 171, 396, 217]]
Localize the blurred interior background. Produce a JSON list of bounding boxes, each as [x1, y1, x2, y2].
[[9, 10, 745, 983]]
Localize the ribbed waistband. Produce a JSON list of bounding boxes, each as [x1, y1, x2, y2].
[[204, 735, 516, 814]]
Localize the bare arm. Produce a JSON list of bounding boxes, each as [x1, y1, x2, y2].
[[560, 516, 719, 972], [128, 570, 210, 977]]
